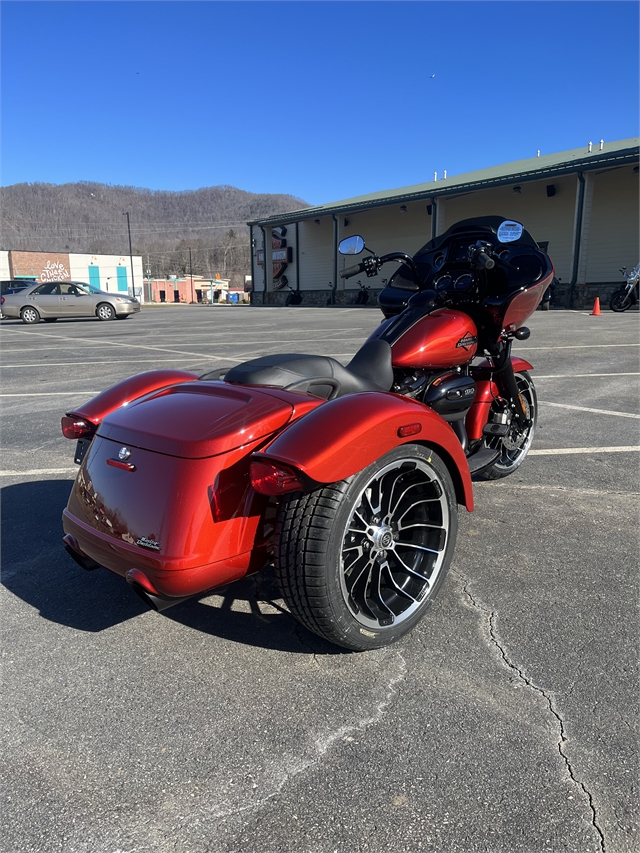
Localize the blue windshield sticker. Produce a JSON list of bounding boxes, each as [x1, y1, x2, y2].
[[497, 221, 524, 243]]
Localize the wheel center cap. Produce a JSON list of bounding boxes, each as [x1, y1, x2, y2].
[[380, 531, 394, 549], [368, 523, 394, 551]]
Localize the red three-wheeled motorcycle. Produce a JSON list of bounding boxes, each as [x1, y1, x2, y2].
[[62, 216, 553, 650]]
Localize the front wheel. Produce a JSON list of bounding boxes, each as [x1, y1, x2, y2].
[[610, 289, 632, 312], [275, 445, 458, 651], [96, 303, 116, 321], [481, 371, 537, 480]]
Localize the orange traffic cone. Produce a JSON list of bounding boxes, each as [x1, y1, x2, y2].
[[590, 297, 601, 316]]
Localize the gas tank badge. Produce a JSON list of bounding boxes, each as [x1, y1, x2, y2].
[[456, 332, 478, 350], [136, 537, 160, 551], [118, 446, 131, 460]]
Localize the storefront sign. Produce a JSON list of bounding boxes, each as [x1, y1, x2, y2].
[[256, 226, 292, 287]]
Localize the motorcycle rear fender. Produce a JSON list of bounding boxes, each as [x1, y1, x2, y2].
[[66, 369, 199, 425], [254, 392, 474, 511], [466, 357, 534, 439]]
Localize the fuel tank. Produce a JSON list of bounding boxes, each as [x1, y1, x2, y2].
[[388, 308, 478, 369], [62, 382, 320, 598]]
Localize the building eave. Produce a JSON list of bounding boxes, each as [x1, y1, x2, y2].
[[248, 140, 639, 228]]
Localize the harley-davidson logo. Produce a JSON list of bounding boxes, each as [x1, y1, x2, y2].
[[456, 332, 478, 351], [136, 537, 160, 551]]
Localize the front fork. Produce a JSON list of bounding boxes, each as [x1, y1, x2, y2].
[[487, 339, 529, 429]]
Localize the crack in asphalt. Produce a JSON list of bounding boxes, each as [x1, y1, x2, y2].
[[453, 570, 607, 853], [176, 648, 407, 829]]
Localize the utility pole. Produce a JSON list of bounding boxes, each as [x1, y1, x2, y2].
[[124, 212, 135, 299], [188, 247, 194, 303]]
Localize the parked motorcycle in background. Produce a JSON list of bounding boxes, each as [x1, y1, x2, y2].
[[609, 263, 640, 312], [61, 216, 553, 651]]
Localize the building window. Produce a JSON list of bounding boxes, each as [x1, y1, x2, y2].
[[116, 267, 128, 292]]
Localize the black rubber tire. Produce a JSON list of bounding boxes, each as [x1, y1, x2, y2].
[[97, 303, 116, 321], [275, 445, 458, 651], [610, 290, 631, 312], [481, 371, 537, 480], [540, 300, 550, 311], [20, 306, 40, 324]]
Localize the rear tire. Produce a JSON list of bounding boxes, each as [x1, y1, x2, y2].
[[20, 306, 40, 324], [481, 371, 537, 480], [275, 445, 458, 651], [97, 303, 116, 321]]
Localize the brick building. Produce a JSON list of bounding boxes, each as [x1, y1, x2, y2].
[[0, 249, 144, 300]]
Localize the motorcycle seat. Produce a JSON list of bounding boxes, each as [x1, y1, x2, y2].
[[215, 339, 394, 399]]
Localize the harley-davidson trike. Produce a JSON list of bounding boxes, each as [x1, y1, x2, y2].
[[61, 216, 553, 651]]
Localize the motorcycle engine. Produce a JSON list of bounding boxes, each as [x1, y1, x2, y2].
[[394, 370, 477, 423]]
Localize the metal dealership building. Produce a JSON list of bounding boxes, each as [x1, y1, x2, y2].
[[248, 138, 639, 310]]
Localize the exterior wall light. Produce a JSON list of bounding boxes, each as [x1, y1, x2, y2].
[[400, 205, 407, 213], [513, 186, 522, 194]]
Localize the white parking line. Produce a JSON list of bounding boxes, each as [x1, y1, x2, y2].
[[0, 468, 76, 477], [0, 392, 100, 397], [536, 372, 640, 379], [539, 401, 640, 419], [521, 343, 640, 350], [2, 328, 239, 361], [528, 446, 640, 455], [0, 358, 210, 368], [2, 447, 638, 478]]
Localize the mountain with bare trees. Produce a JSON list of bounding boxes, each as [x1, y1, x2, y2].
[[0, 181, 309, 285]]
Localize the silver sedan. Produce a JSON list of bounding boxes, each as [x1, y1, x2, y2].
[[0, 280, 140, 324]]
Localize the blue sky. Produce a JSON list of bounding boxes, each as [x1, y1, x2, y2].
[[1, 1, 638, 205]]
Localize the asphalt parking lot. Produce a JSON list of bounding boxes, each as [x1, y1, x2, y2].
[[1, 304, 638, 853]]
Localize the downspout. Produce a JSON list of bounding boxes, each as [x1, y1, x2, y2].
[[332, 214, 338, 306], [249, 226, 256, 306], [567, 172, 585, 309], [430, 198, 438, 241], [295, 221, 300, 292], [260, 226, 268, 305]]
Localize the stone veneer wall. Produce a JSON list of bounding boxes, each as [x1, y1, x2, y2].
[[262, 289, 383, 307]]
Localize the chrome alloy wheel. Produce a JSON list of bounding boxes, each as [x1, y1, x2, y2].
[[484, 372, 537, 475], [339, 457, 450, 630]]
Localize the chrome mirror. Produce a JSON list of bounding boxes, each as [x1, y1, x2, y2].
[[339, 235, 365, 255]]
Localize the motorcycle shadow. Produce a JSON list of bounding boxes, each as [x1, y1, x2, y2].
[[166, 572, 340, 655], [1, 479, 336, 654]]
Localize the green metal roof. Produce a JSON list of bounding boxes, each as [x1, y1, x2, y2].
[[248, 138, 639, 227]]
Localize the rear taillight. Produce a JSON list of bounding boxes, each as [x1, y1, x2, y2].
[[61, 416, 96, 440], [1, 297, 4, 305], [250, 460, 304, 495]]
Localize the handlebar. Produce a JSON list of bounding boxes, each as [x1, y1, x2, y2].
[[475, 251, 495, 270], [340, 262, 365, 279], [340, 251, 421, 287]]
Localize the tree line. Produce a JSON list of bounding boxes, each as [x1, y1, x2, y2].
[[0, 181, 309, 287]]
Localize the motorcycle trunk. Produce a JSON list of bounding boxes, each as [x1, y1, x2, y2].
[[62, 382, 321, 600]]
